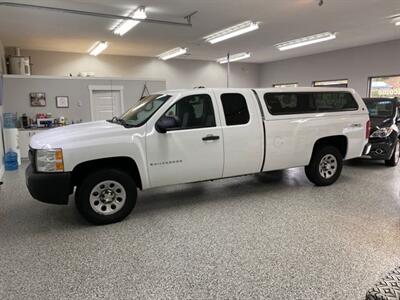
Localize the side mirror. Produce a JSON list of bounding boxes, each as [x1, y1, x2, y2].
[[156, 116, 180, 133]]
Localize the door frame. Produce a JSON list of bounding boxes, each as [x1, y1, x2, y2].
[[88, 85, 125, 121]]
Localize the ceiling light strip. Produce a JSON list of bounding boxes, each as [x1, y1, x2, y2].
[[158, 47, 188, 60], [0, 2, 193, 27], [88, 41, 108, 56], [113, 6, 147, 36], [275, 32, 336, 51], [204, 21, 259, 44], [392, 17, 400, 26], [217, 52, 251, 64]]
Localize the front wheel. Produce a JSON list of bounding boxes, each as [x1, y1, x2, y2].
[[75, 169, 137, 225], [385, 139, 400, 167], [305, 146, 343, 186]]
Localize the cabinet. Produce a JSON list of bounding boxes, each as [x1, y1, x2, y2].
[[19, 130, 42, 158]]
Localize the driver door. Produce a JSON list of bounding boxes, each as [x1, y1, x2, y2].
[[146, 93, 224, 188]]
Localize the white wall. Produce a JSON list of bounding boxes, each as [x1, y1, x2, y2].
[[259, 39, 400, 97], [3, 76, 165, 123], [0, 41, 5, 180], [16, 49, 260, 90], [0, 40, 5, 75]]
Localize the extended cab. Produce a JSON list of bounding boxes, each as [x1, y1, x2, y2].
[[26, 88, 370, 224]]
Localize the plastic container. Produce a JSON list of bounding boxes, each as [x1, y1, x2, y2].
[[4, 129, 21, 166], [4, 151, 18, 171], [3, 113, 17, 128]]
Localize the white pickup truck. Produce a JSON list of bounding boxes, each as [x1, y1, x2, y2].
[[26, 87, 371, 224]]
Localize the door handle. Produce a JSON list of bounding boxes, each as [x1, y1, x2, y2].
[[350, 123, 362, 128], [202, 135, 220, 141]]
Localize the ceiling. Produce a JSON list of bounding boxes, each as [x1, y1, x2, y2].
[[0, 0, 399, 63]]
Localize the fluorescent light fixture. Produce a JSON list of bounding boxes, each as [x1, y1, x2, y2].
[[217, 52, 251, 64], [392, 17, 400, 26], [88, 41, 108, 56], [275, 32, 336, 51], [204, 21, 259, 44], [313, 79, 348, 87], [158, 47, 187, 60], [113, 7, 147, 36]]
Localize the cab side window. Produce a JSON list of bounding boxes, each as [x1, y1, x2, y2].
[[220, 93, 250, 125], [164, 94, 216, 130]]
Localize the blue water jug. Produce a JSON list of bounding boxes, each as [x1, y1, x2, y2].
[[4, 151, 18, 171]]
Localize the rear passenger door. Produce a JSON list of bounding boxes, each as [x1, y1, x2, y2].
[[213, 89, 264, 177]]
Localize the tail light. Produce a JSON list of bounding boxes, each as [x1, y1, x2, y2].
[[366, 119, 371, 139]]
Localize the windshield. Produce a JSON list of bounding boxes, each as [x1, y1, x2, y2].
[[365, 100, 394, 118], [118, 94, 171, 127]]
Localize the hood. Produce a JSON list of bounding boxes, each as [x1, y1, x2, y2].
[[370, 117, 394, 132], [30, 120, 127, 149]]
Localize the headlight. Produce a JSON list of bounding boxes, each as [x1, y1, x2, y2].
[[36, 148, 64, 172], [370, 127, 393, 138]]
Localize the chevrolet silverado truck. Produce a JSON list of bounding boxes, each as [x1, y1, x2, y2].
[[26, 88, 371, 224]]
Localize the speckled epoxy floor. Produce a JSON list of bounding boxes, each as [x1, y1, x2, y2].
[[1, 160, 400, 299]]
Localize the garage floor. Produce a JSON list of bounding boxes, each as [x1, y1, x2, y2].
[[1, 161, 400, 299]]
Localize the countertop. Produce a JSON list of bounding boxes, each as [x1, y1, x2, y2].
[[18, 127, 60, 131]]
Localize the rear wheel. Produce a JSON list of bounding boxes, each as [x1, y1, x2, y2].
[[385, 139, 400, 167], [75, 169, 137, 225], [305, 146, 343, 186]]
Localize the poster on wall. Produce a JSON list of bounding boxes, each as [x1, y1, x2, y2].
[[369, 75, 400, 98], [30, 92, 46, 107]]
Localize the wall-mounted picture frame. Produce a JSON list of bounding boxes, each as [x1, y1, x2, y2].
[[56, 96, 69, 108], [30, 92, 46, 107]]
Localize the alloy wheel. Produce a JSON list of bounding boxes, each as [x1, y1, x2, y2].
[[89, 180, 127, 215], [318, 154, 338, 179]]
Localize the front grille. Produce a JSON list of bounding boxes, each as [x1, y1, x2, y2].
[[28, 148, 36, 171]]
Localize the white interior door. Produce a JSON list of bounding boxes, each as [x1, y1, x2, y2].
[[91, 90, 123, 121]]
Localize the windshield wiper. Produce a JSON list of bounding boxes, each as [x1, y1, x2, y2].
[[108, 116, 131, 127]]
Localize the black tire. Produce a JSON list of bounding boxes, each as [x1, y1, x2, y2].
[[305, 146, 343, 186], [385, 139, 400, 167], [75, 169, 137, 225]]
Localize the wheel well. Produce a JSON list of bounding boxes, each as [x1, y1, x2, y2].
[[312, 136, 348, 159], [72, 157, 142, 190]]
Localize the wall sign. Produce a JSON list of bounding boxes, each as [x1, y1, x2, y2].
[[56, 96, 69, 108], [369, 75, 400, 98], [30, 92, 46, 107]]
